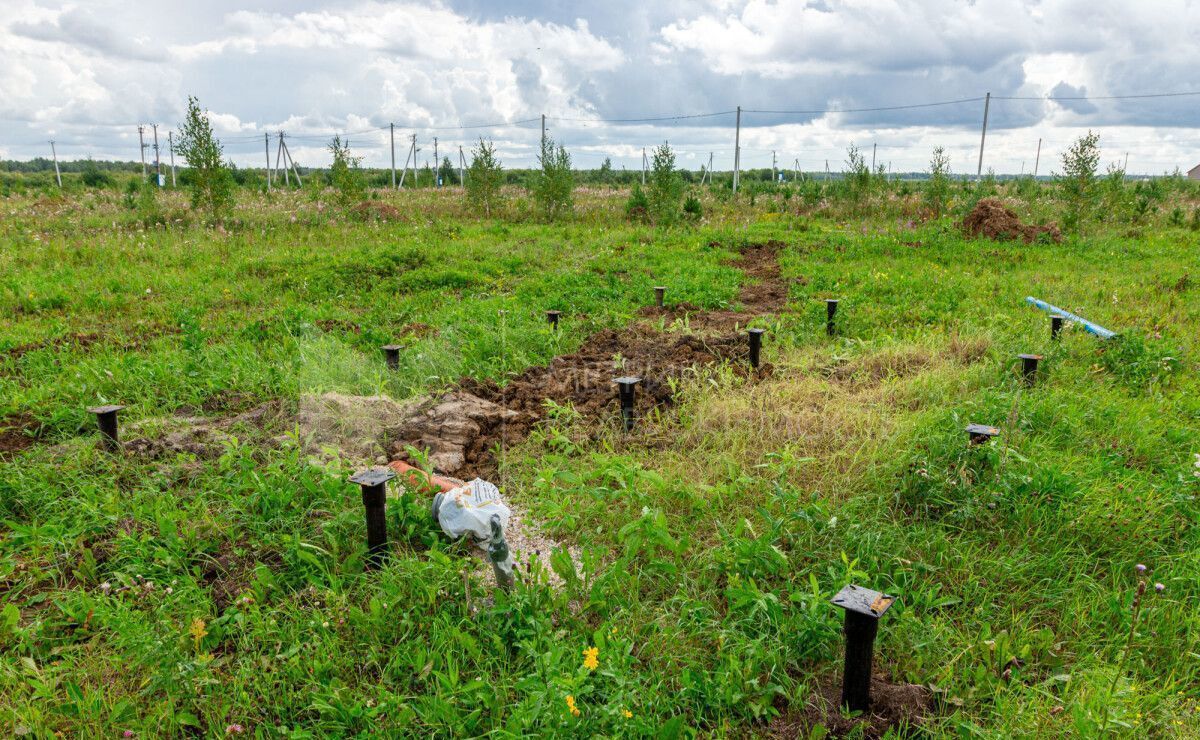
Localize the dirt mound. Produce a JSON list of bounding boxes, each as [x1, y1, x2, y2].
[[769, 677, 932, 738], [293, 392, 419, 465], [961, 198, 1061, 244], [388, 391, 522, 476]]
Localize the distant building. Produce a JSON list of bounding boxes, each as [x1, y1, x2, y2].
[[1190, 163, 1200, 180]]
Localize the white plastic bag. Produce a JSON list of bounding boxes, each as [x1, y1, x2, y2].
[[433, 478, 511, 543]]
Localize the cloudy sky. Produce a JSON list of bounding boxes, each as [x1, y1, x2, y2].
[[2, 0, 1199, 175]]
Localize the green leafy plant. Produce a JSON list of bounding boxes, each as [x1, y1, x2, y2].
[[466, 138, 504, 217], [1057, 130, 1100, 234], [532, 136, 574, 221], [646, 142, 684, 226], [172, 96, 234, 219], [327, 135, 366, 208]]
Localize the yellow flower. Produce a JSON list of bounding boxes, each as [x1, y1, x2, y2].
[[582, 646, 599, 671], [189, 618, 208, 649], [566, 695, 580, 717], [623, 709, 633, 719]]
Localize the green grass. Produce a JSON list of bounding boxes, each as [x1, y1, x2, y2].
[[2, 184, 1199, 737]]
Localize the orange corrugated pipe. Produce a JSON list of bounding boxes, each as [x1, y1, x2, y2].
[[387, 460, 458, 493]]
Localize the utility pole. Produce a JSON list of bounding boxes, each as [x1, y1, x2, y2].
[[1123, 152, 1129, 175], [772, 150, 777, 183], [152, 124, 162, 187], [137, 125, 147, 181], [825, 159, 830, 182], [281, 135, 302, 186], [541, 113, 546, 151], [264, 132, 271, 191], [976, 92, 991, 180], [49, 141, 62, 188], [276, 131, 288, 186], [168, 131, 176, 187], [433, 137, 439, 187], [733, 105, 742, 193], [793, 158, 800, 182], [1033, 138, 1042, 178], [390, 123, 396, 189], [641, 147, 647, 186], [871, 142, 877, 172], [458, 145, 466, 185]]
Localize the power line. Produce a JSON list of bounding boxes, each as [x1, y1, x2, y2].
[[994, 91, 1200, 101], [742, 97, 985, 115], [547, 110, 736, 124]]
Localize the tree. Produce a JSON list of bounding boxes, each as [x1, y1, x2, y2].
[[465, 138, 504, 217], [597, 157, 613, 185], [173, 96, 234, 218], [532, 136, 574, 221], [438, 156, 458, 187], [1058, 130, 1101, 233], [327, 135, 365, 207], [646, 142, 684, 225], [925, 146, 952, 218], [843, 144, 871, 211]]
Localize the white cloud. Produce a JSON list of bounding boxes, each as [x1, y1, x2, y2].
[[0, 0, 1197, 173]]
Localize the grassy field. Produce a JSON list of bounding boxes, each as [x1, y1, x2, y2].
[[2, 182, 1199, 737]]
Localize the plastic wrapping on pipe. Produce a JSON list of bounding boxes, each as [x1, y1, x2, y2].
[[1024, 297, 1116, 339]]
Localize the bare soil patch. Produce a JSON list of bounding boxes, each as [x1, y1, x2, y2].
[[961, 198, 1061, 244], [768, 676, 932, 738], [0, 413, 42, 460]]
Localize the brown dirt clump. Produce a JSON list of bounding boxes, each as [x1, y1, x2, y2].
[[961, 198, 1061, 244], [350, 200, 401, 220], [123, 402, 287, 459], [768, 677, 932, 738], [388, 391, 522, 477], [0, 413, 41, 460]]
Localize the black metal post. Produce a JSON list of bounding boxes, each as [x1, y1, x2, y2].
[[546, 310, 561, 330], [88, 405, 124, 451], [966, 423, 1000, 445], [1050, 314, 1064, 341], [831, 584, 896, 714], [748, 328, 765, 369], [1018, 353, 1042, 386], [614, 376, 641, 431], [654, 286, 666, 308], [349, 468, 395, 570], [382, 344, 401, 371], [826, 299, 840, 336]]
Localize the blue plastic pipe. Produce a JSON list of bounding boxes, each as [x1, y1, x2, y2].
[[1024, 296, 1116, 339]]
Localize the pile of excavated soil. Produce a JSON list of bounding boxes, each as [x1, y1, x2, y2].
[[388, 391, 521, 476], [961, 198, 1061, 244], [768, 677, 932, 738]]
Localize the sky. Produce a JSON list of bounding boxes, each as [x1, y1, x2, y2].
[[2, 0, 1199, 175]]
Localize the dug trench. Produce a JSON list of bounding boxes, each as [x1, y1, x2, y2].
[[389, 239, 795, 480]]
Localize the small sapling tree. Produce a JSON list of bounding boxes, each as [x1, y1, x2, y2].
[[532, 136, 574, 221], [647, 141, 684, 226], [173, 96, 234, 219], [466, 138, 504, 217], [327, 135, 366, 207], [925, 146, 952, 218], [1057, 130, 1100, 234]]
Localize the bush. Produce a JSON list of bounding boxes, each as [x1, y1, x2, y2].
[[683, 193, 703, 220], [531, 137, 574, 221], [173, 96, 234, 219], [328, 135, 366, 208], [626, 185, 650, 222], [465, 139, 504, 217], [81, 161, 113, 189], [1057, 131, 1100, 234], [646, 142, 684, 225]]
